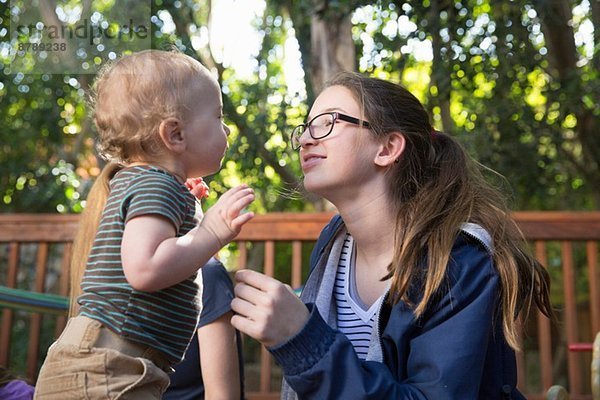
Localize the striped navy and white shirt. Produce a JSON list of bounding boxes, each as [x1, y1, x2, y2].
[[78, 165, 200, 364], [334, 233, 386, 360]]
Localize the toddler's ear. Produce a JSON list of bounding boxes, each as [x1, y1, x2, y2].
[[159, 118, 185, 153]]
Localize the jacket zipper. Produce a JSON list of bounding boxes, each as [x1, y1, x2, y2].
[[371, 287, 391, 362], [459, 223, 493, 254]]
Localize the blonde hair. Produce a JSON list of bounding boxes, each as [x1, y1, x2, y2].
[[69, 50, 213, 316], [327, 72, 554, 350], [92, 50, 213, 163]]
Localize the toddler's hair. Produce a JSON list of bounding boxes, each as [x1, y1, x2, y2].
[[91, 50, 212, 163]]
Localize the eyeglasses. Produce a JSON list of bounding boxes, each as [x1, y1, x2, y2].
[[290, 111, 371, 150]]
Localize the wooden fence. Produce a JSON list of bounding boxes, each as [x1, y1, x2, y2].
[[0, 212, 599, 399]]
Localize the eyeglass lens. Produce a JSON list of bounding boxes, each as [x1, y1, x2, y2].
[[291, 113, 335, 149], [308, 113, 335, 139]]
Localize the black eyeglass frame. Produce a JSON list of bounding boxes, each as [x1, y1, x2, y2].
[[290, 111, 371, 150]]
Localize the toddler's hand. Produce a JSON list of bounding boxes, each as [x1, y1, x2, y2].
[[200, 185, 255, 247], [185, 177, 210, 199]]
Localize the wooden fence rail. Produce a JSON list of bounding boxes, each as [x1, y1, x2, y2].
[[0, 212, 599, 399]]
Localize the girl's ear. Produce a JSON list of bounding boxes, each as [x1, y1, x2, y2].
[[374, 132, 405, 167], [158, 118, 185, 153]]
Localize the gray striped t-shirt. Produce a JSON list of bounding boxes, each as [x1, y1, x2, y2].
[[78, 165, 200, 364]]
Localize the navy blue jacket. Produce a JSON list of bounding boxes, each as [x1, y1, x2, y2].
[[270, 215, 525, 399]]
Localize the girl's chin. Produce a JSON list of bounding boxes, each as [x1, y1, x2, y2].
[[302, 177, 330, 198]]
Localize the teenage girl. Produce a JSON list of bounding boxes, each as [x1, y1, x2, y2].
[[231, 72, 553, 399]]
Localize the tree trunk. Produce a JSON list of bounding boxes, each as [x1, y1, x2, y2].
[[310, 7, 355, 94], [428, 0, 455, 133], [537, 0, 600, 206]]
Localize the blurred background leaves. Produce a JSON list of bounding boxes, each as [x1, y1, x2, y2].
[[1, 0, 598, 213]]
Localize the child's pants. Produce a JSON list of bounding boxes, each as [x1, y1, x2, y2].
[[34, 315, 171, 399]]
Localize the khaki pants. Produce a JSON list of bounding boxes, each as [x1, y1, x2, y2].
[[34, 316, 171, 399]]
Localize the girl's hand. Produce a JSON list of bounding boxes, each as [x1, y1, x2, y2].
[[185, 177, 210, 199], [230, 269, 309, 348], [199, 185, 255, 247]]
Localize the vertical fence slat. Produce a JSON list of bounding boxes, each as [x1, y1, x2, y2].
[[55, 243, 72, 337], [235, 241, 248, 353], [291, 241, 302, 289], [264, 241, 274, 278], [27, 243, 48, 379], [587, 241, 599, 335], [260, 241, 275, 394], [561, 241, 581, 394], [535, 241, 553, 391], [237, 241, 247, 270], [0, 242, 19, 366]]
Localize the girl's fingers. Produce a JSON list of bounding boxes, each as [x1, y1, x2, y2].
[[230, 296, 268, 341], [234, 280, 270, 305], [230, 299, 276, 343], [235, 269, 279, 292], [232, 271, 309, 346], [230, 314, 260, 338], [230, 296, 256, 318]]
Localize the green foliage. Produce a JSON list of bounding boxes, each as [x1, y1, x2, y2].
[[349, 1, 598, 210], [1, 2, 95, 212], [0, 66, 88, 212], [0, 0, 598, 213]]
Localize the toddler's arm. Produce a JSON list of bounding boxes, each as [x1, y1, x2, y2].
[[121, 185, 254, 291]]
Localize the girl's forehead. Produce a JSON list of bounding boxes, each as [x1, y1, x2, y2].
[[311, 85, 360, 114]]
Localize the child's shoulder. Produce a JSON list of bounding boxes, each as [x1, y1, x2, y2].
[[109, 165, 192, 208], [114, 165, 185, 190]]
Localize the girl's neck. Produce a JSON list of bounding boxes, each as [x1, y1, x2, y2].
[[338, 193, 396, 293], [336, 189, 397, 267]]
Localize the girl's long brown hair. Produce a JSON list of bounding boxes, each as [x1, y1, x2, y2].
[[328, 72, 554, 349]]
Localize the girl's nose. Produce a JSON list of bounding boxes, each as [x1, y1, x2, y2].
[[298, 128, 316, 148]]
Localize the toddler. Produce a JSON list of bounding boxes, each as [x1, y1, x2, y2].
[[34, 50, 254, 399]]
